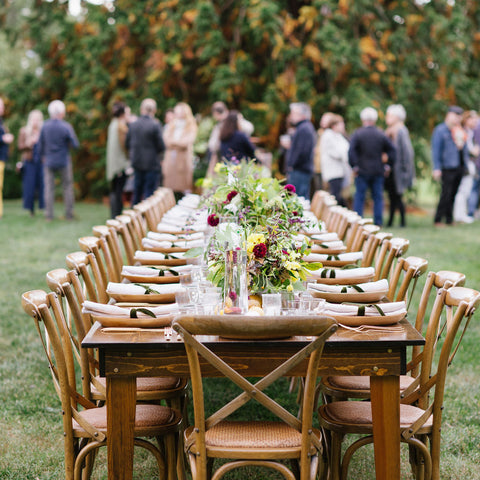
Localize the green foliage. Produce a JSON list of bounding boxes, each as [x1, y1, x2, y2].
[[2, 1, 480, 197]]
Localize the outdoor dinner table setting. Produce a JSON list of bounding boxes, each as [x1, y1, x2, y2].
[[21, 161, 480, 480]]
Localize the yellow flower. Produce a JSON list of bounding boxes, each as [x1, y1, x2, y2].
[[287, 284, 294, 292], [214, 162, 224, 174], [284, 260, 301, 271]]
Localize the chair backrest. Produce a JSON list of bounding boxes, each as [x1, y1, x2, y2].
[[92, 224, 124, 279], [107, 218, 137, 265], [46, 268, 99, 399], [373, 236, 410, 281], [344, 218, 373, 252], [386, 256, 429, 308], [21, 290, 105, 468], [407, 270, 466, 379], [172, 314, 338, 476], [78, 235, 120, 285], [400, 286, 480, 475], [361, 231, 393, 267], [119, 210, 147, 250], [65, 250, 109, 303]]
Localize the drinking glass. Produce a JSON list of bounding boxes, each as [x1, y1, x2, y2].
[[261, 293, 282, 316]]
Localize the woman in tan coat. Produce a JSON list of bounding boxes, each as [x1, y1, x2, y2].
[[162, 102, 198, 196]]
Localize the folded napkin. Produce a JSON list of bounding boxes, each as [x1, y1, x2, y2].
[[308, 266, 375, 280], [311, 232, 340, 242], [106, 282, 185, 296], [134, 250, 187, 261], [308, 278, 388, 294], [146, 232, 178, 242], [134, 250, 165, 261], [303, 251, 363, 263], [121, 265, 183, 277], [82, 300, 179, 318], [322, 301, 406, 317], [311, 240, 345, 250], [177, 194, 201, 208], [142, 238, 173, 249]]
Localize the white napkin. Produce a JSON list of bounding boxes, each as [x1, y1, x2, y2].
[[121, 265, 182, 277], [311, 232, 340, 242], [311, 240, 345, 250], [82, 300, 179, 318], [142, 238, 173, 249], [146, 232, 178, 242], [308, 278, 388, 294], [303, 251, 363, 263], [177, 194, 200, 208], [106, 282, 185, 295], [308, 266, 375, 280], [322, 301, 406, 317], [134, 250, 165, 261]]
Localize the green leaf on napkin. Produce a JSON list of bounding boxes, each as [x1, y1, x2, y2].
[[130, 308, 157, 318]]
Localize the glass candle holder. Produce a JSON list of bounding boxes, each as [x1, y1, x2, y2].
[[223, 249, 248, 314]]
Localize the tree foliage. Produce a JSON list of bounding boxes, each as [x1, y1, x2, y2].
[[2, 0, 480, 198]]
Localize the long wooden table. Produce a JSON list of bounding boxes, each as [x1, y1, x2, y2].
[[82, 318, 424, 480]]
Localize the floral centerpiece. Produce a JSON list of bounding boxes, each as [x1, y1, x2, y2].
[[205, 217, 321, 294], [202, 161, 315, 233]]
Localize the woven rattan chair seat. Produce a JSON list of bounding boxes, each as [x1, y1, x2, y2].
[[324, 374, 415, 393]]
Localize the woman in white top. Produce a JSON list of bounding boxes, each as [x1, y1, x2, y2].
[[320, 114, 350, 206]]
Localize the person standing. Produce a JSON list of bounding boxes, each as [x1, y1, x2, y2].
[[320, 114, 350, 207], [162, 102, 198, 197], [431, 105, 468, 226], [286, 102, 316, 199], [126, 98, 164, 206], [384, 104, 415, 227], [312, 112, 335, 195], [18, 109, 44, 216], [106, 101, 130, 218], [348, 107, 396, 226], [219, 111, 255, 162], [39, 100, 79, 221], [0, 97, 15, 219]]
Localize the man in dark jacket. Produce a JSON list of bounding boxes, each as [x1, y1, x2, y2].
[[286, 102, 316, 199], [39, 100, 79, 221], [126, 98, 164, 206], [348, 107, 396, 226]]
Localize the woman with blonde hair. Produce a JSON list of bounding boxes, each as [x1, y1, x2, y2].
[[18, 109, 44, 215], [162, 102, 198, 197]]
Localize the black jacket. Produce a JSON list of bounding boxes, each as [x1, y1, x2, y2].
[[126, 115, 164, 171], [286, 120, 316, 174]]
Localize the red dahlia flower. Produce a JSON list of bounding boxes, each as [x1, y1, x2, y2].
[[207, 214, 219, 227], [226, 190, 239, 202], [284, 184, 296, 194], [253, 243, 267, 258]]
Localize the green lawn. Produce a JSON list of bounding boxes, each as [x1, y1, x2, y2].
[[1, 196, 480, 479]]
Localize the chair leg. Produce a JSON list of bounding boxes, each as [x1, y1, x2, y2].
[[328, 432, 344, 480]]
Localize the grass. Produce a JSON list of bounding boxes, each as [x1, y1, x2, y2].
[[1, 194, 480, 479]]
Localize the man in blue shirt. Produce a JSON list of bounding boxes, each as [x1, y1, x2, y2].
[[39, 100, 79, 221], [431, 106, 468, 226], [348, 107, 396, 226], [286, 102, 316, 199]]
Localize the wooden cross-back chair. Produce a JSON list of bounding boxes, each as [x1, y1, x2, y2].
[[65, 250, 108, 304], [92, 224, 124, 280], [318, 285, 480, 480], [360, 231, 393, 268], [348, 223, 380, 254], [21, 289, 183, 480], [320, 269, 466, 404], [310, 190, 334, 219], [120, 209, 148, 250], [78, 235, 121, 285], [107, 217, 137, 265], [172, 314, 338, 480], [45, 267, 188, 410], [372, 236, 410, 281], [344, 218, 373, 252]]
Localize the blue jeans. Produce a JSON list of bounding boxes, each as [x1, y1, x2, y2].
[[287, 170, 312, 199], [132, 169, 159, 206], [353, 174, 385, 226]]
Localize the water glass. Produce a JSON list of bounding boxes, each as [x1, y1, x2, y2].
[[261, 293, 282, 316]]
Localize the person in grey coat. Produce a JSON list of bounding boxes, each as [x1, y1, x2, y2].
[[384, 104, 415, 227], [126, 98, 164, 206]]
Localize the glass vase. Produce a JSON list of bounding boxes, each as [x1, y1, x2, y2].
[[223, 249, 248, 314]]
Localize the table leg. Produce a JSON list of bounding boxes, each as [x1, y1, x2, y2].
[[370, 375, 400, 480], [107, 375, 136, 480]]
